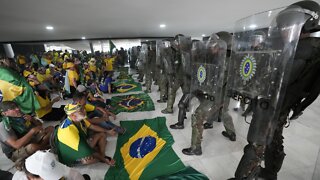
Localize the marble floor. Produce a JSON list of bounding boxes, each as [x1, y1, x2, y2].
[[1, 71, 319, 180]]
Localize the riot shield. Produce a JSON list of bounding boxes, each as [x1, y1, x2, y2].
[[161, 40, 174, 75], [178, 36, 192, 77], [155, 40, 163, 67], [227, 6, 310, 129], [140, 44, 149, 65], [191, 35, 227, 103]]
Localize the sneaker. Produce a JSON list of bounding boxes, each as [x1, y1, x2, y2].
[[203, 123, 213, 129], [157, 99, 167, 103], [222, 131, 236, 141], [182, 147, 202, 156], [170, 123, 184, 129], [161, 109, 173, 114]]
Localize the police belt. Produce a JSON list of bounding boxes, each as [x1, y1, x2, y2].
[[195, 92, 215, 101]]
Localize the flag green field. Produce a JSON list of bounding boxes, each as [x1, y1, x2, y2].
[[113, 79, 142, 93], [110, 93, 154, 115], [105, 117, 209, 180], [0, 67, 40, 114]]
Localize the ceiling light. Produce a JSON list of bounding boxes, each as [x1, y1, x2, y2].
[[202, 34, 206, 37], [249, 24, 257, 29], [160, 24, 166, 28], [46, 26, 54, 30], [81, 36, 86, 40]]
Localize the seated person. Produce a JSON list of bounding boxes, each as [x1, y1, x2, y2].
[[77, 84, 106, 109], [83, 62, 93, 83], [99, 72, 116, 94], [34, 89, 66, 121], [13, 150, 91, 180], [88, 58, 97, 80], [0, 101, 53, 162], [64, 62, 79, 98], [55, 103, 116, 166], [73, 93, 125, 135]]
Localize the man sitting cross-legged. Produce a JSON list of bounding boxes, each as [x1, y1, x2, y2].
[[73, 92, 126, 135], [0, 101, 53, 162], [55, 103, 116, 166]]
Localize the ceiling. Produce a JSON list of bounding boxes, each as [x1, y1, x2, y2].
[[0, 0, 311, 42]]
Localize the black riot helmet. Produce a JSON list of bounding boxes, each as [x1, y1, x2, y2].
[[216, 31, 232, 50], [173, 34, 184, 50], [277, 0, 320, 33]]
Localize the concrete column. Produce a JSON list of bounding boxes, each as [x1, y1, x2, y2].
[[3, 44, 14, 58], [89, 42, 94, 54]]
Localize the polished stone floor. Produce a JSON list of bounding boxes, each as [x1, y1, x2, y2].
[[1, 71, 319, 180]]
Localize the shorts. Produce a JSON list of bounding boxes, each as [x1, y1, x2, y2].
[[10, 146, 30, 162]]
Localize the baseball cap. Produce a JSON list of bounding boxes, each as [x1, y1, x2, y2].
[[64, 103, 82, 115], [25, 151, 68, 180], [76, 85, 87, 93]]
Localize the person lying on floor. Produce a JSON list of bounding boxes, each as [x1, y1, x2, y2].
[[73, 92, 126, 135], [0, 101, 54, 162], [56, 103, 116, 166]]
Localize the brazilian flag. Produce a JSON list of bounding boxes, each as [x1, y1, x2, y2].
[[110, 93, 154, 115], [113, 80, 142, 94], [105, 117, 209, 180], [118, 67, 129, 74], [0, 67, 40, 114], [117, 67, 132, 80], [109, 40, 116, 53]]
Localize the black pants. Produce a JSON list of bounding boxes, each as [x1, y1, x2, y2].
[[41, 106, 66, 121], [0, 169, 13, 180]]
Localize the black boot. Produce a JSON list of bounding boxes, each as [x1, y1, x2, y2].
[[182, 147, 202, 156], [203, 122, 213, 129], [222, 131, 236, 141], [258, 168, 277, 180], [170, 123, 184, 129]]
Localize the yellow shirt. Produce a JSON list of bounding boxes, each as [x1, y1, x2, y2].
[[36, 73, 46, 83], [17, 55, 26, 65], [68, 70, 79, 87], [35, 95, 52, 118], [63, 62, 67, 69], [89, 65, 97, 72], [28, 80, 37, 87], [84, 69, 91, 81], [84, 103, 95, 112], [46, 68, 52, 75], [104, 58, 114, 71], [57, 57, 64, 63], [23, 70, 33, 78]]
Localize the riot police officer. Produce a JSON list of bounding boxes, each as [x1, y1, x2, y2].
[[161, 34, 184, 114], [182, 34, 228, 155], [145, 42, 156, 93], [228, 1, 320, 179], [203, 31, 237, 142], [157, 40, 170, 103], [170, 36, 193, 129]]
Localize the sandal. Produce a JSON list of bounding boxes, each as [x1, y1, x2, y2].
[[105, 156, 116, 166]]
